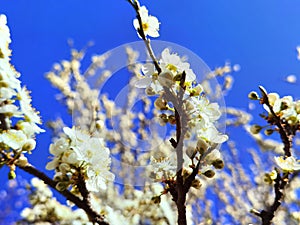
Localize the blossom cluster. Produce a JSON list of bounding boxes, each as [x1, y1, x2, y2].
[[46, 127, 114, 192], [20, 178, 94, 225], [132, 4, 227, 182], [0, 15, 44, 172], [139, 48, 227, 144], [249, 87, 300, 172]]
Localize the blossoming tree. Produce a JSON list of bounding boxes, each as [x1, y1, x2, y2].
[[1, 1, 300, 225]]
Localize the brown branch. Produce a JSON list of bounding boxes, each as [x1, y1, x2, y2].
[[253, 87, 293, 224], [257, 170, 289, 225], [259, 87, 292, 157], [18, 163, 108, 225], [163, 75, 188, 225]]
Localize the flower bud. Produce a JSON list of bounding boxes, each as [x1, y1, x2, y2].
[[269, 170, 277, 180], [263, 173, 273, 184], [196, 139, 208, 155], [16, 155, 28, 167], [95, 120, 104, 130], [248, 91, 260, 100], [151, 195, 161, 204], [168, 115, 176, 125], [182, 168, 192, 180], [154, 97, 168, 110], [145, 86, 156, 96], [186, 146, 196, 159], [191, 179, 202, 189], [54, 173, 64, 182], [22, 139, 36, 152], [203, 170, 215, 178], [56, 181, 68, 191], [158, 113, 168, 125], [250, 124, 262, 134], [8, 170, 16, 180], [264, 129, 274, 136], [212, 159, 224, 169], [59, 163, 71, 174]]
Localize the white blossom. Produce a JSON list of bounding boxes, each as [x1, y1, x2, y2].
[[133, 6, 160, 38], [0, 129, 27, 150], [197, 124, 228, 144], [274, 156, 300, 172], [159, 48, 196, 82], [150, 156, 177, 179], [0, 14, 11, 59], [19, 87, 43, 124]]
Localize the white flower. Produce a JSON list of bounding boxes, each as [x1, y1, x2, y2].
[[160, 48, 196, 82], [0, 87, 16, 101], [0, 61, 21, 89], [46, 137, 70, 170], [150, 156, 177, 178], [197, 124, 228, 144], [133, 6, 160, 38], [79, 137, 114, 192], [49, 137, 70, 156], [22, 138, 36, 151], [188, 96, 222, 125], [63, 126, 90, 147], [273, 95, 293, 113], [19, 87, 42, 124], [17, 121, 45, 137], [136, 48, 197, 93], [46, 158, 60, 170], [73, 137, 109, 163], [0, 14, 11, 59], [0, 104, 22, 117], [274, 156, 300, 172], [51, 127, 115, 191], [0, 129, 27, 150], [86, 162, 115, 191], [61, 149, 79, 165]]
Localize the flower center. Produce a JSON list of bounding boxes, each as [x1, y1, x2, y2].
[[166, 63, 177, 73], [142, 23, 149, 31]]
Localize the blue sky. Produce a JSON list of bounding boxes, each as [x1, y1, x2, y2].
[[1, 0, 300, 222]]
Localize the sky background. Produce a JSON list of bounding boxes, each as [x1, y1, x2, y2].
[[1, 0, 300, 222]]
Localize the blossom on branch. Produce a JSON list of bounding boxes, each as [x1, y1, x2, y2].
[[133, 6, 160, 38], [135, 48, 196, 95], [274, 156, 300, 172], [47, 127, 115, 192], [0, 14, 43, 161]]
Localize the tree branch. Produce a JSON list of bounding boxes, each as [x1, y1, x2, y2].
[[254, 87, 293, 224], [18, 163, 108, 225]]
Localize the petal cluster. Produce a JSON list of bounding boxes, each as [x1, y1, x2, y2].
[[0, 15, 44, 158], [263, 92, 300, 126], [46, 127, 115, 192], [135, 48, 196, 95], [274, 156, 300, 172]]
